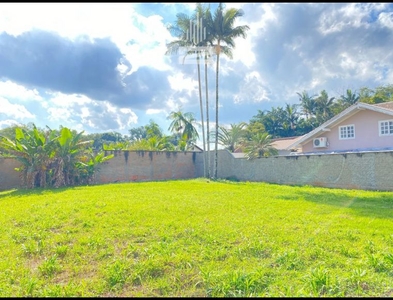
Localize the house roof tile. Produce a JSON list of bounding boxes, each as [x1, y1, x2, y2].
[[271, 136, 303, 150], [373, 101, 393, 111]]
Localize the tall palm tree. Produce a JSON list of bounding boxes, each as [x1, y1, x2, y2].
[[209, 3, 250, 179], [339, 89, 359, 108], [204, 51, 212, 178], [297, 90, 317, 120], [195, 3, 214, 179], [262, 107, 285, 138], [283, 103, 299, 136], [315, 90, 335, 123], [166, 9, 207, 175]]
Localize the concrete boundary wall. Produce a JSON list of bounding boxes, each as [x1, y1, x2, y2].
[[1, 150, 393, 191], [216, 150, 393, 191], [95, 150, 204, 184], [0, 151, 205, 191], [0, 158, 22, 191]]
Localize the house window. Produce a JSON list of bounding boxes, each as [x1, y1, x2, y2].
[[339, 124, 355, 139], [379, 120, 393, 136]]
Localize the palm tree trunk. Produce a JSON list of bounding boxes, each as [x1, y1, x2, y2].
[[205, 53, 211, 179], [196, 53, 206, 177], [214, 42, 220, 179]]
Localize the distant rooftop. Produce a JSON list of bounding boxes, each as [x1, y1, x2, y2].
[[373, 101, 393, 111], [271, 136, 303, 150]]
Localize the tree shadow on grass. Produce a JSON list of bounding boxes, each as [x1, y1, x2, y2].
[[0, 185, 90, 199], [280, 185, 393, 220]]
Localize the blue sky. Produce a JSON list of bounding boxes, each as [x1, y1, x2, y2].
[[1, 2, 393, 145]]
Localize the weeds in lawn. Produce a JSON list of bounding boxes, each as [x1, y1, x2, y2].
[[105, 259, 130, 290], [39, 255, 61, 278]]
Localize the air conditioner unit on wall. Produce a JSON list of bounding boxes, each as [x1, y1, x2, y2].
[[313, 137, 328, 148]]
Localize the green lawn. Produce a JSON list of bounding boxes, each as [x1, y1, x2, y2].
[[0, 179, 392, 297]]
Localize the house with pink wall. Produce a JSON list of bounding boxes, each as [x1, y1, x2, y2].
[[287, 101, 393, 154]]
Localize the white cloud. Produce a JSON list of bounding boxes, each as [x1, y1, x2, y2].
[[318, 3, 370, 35], [146, 109, 164, 115], [378, 11, 393, 29], [44, 92, 138, 133], [231, 3, 277, 68], [0, 119, 22, 129], [0, 80, 42, 102], [0, 3, 134, 41], [47, 107, 72, 122], [47, 93, 92, 108], [124, 14, 174, 74], [233, 71, 271, 104], [318, 3, 391, 36], [0, 3, 172, 74], [168, 72, 198, 96], [0, 97, 35, 119], [165, 97, 189, 113]]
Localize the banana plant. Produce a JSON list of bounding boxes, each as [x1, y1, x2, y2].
[[51, 127, 93, 187], [75, 150, 114, 185], [0, 125, 57, 188], [0, 124, 115, 189]]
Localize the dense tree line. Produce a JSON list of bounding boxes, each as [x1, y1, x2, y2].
[[252, 85, 393, 139]]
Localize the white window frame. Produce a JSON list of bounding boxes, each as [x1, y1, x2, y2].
[[379, 119, 393, 136], [339, 124, 355, 140]]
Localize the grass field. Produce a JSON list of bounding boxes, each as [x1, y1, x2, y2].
[[0, 178, 392, 297]]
